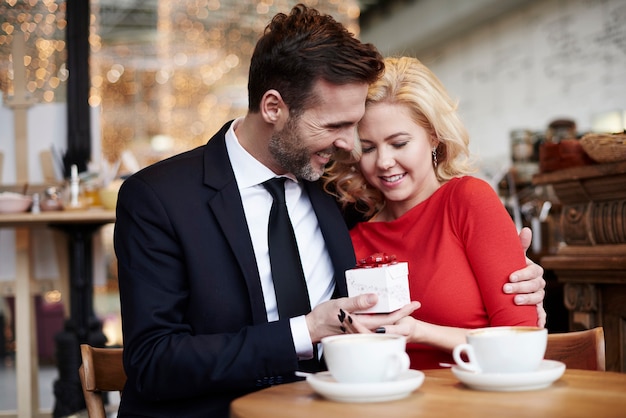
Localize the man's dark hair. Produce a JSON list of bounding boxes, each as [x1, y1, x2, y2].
[[248, 3, 384, 114]]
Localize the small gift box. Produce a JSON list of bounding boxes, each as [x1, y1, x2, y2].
[[345, 253, 410, 314]]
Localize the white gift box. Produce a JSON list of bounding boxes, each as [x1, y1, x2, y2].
[[345, 262, 410, 313]]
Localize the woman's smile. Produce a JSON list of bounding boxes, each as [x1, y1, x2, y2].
[[380, 173, 406, 184]]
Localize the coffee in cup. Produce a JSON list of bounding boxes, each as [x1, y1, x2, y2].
[[452, 326, 547, 374], [321, 333, 410, 384]]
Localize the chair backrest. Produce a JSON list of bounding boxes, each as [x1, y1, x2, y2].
[[79, 344, 126, 418], [545, 327, 605, 371]]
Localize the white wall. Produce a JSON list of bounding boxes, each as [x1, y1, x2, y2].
[[0, 101, 66, 184], [0, 100, 102, 184], [365, 0, 626, 167]]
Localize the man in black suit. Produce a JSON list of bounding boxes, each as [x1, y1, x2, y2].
[[114, 4, 546, 417]]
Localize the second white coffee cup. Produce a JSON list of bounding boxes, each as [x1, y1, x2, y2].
[[322, 333, 410, 384], [452, 326, 547, 374]]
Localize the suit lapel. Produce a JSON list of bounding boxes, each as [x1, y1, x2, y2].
[[304, 181, 355, 298], [203, 123, 268, 324]]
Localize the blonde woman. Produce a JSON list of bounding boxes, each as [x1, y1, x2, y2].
[[324, 57, 539, 370]]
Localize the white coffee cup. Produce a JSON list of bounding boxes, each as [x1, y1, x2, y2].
[[452, 326, 547, 374], [321, 333, 410, 384]]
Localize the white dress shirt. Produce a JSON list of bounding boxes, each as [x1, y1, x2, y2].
[[225, 118, 335, 360]]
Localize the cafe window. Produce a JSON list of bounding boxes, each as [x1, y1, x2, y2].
[[1, 0, 361, 173]]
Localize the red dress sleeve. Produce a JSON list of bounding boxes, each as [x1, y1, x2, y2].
[[450, 177, 537, 326]]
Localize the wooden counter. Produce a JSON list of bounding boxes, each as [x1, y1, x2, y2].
[[533, 161, 626, 372], [0, 208, 116, 418]]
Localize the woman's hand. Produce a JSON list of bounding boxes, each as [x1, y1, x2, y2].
[[345, 312, 470, 353], [305, 295, 420, 343], [337, 301, 421, 335]]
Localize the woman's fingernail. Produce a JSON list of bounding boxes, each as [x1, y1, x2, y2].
[[340, 326, 347, 333], [348, 315, 353, 324], [338, 309, 346, 323], [375, 327, 386, 334]]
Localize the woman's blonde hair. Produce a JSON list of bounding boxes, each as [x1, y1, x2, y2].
[[323, 56, 475, 218]]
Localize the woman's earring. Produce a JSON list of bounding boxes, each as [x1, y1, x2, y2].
[[432, 147, 438, 168]]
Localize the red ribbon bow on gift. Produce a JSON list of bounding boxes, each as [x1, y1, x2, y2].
[[357, 252, 397, 268]]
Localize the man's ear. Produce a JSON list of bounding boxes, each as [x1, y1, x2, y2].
[[260, 89, 285, 125]]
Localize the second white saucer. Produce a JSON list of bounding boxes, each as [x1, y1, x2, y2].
[[451, 359, 566, 391], [306, 370, 425, 403]]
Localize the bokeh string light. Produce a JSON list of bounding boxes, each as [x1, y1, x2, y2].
[[1, 0, 360, 167], [0, 0, 68, 103]]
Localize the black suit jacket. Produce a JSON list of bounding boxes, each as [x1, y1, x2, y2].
[[114, 121, 356, 417]]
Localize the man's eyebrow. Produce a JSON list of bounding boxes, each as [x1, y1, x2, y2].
[[325, 120, 357, 129]]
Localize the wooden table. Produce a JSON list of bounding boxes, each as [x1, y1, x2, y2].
[[0, 209, 115, 418], [230, 368, 626, 418]]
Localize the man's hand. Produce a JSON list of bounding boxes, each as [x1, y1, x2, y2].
[[503, 227, 547, 327]]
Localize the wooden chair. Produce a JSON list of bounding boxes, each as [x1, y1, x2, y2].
[[545, 327, 605, 371], [79, 344, 126, 418]]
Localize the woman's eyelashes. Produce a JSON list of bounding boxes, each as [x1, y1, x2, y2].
[[392, 141, 409, 149], [361, 141, 409, 154]]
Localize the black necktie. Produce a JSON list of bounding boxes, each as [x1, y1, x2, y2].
[[263, 178, 311, 318], [263, 178, 321, 374]]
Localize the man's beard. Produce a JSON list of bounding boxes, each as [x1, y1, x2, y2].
[[268, 116, 327, 181]]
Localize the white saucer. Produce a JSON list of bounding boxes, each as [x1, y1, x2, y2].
[[306, 370, 425, 403], [451, 359, 566, 392]]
